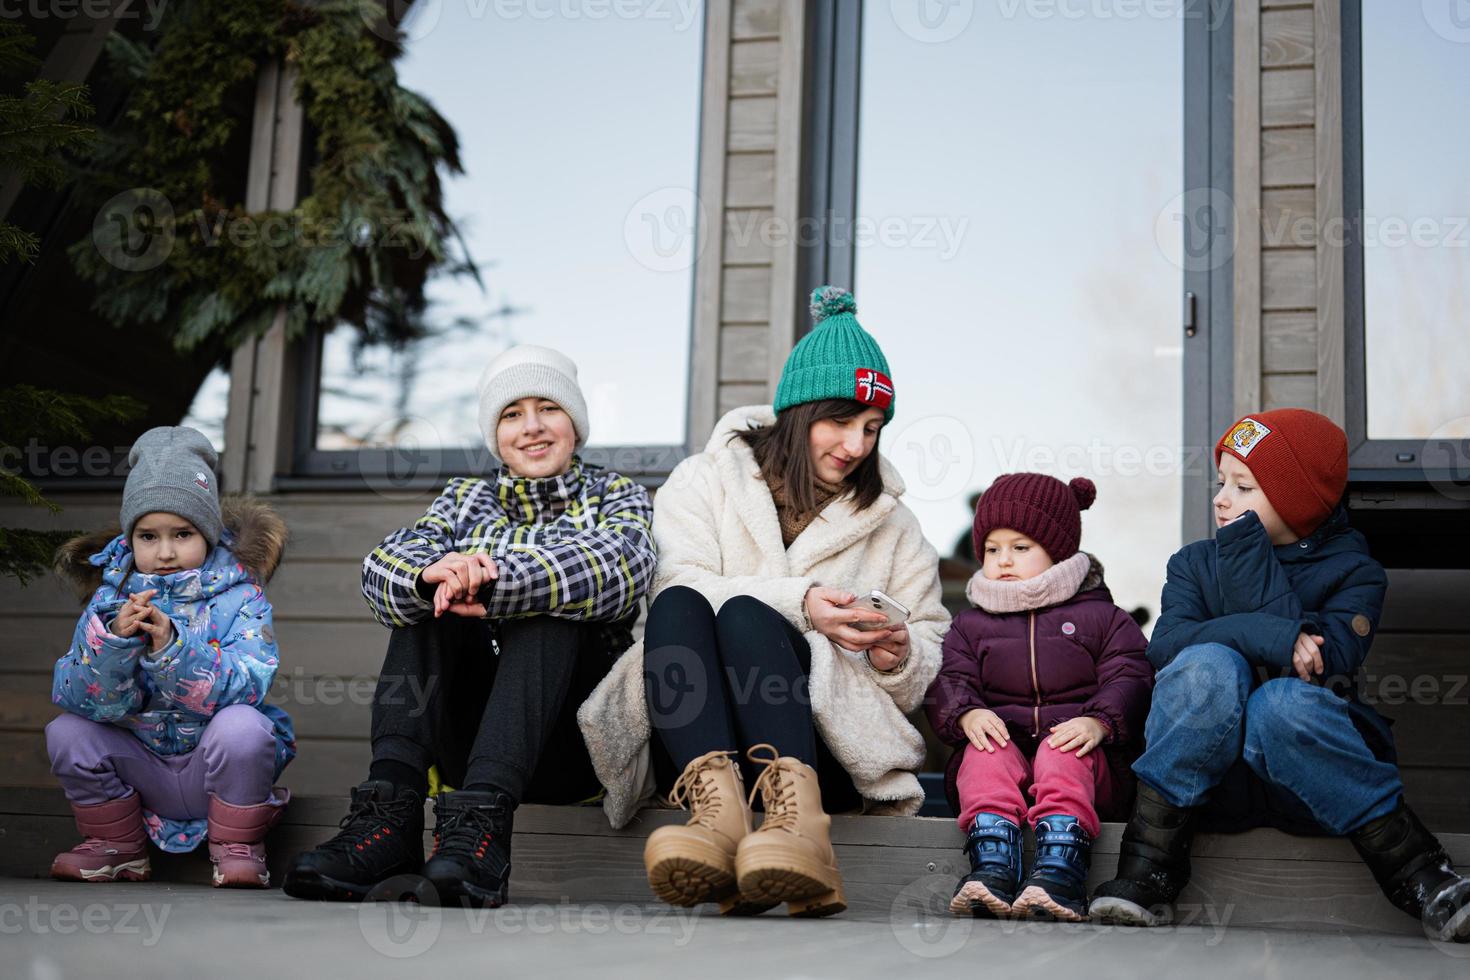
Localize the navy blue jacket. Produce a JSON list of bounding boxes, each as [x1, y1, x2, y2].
[[1148, 506, 1395, 832]]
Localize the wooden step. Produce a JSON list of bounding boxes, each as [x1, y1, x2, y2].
[[4, 787, 1466, 938]]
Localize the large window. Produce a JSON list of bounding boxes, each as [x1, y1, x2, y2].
[[1355, 3, 1470, 445], [855, 1, 1183, 617], [309, 2, 704, 468]]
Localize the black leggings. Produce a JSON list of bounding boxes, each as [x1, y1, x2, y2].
[[370, 614, 613, 805], [643, 585, 861, 812]]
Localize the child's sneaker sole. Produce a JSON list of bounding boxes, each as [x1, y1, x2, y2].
[[949, 880, 1014, 919], [1012, 885, 1087, 922], [52, 857, 151, 883], [1088, 895, 1169, 926], [213, 867, 270, 888]]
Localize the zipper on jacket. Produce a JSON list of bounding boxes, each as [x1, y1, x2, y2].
[[1029, 611, 1041, 737]]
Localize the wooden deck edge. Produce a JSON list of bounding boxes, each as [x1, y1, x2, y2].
[[3, 788, 1462, 938], [4, 787, 1467, 863]]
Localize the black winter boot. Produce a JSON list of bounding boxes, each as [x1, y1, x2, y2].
[[1013, 815, 1092, 922], [1350, 799, 1470, 943], [1089, 783, 1196, 926], [949, 813, 1023, 919], [422, 790, 515, 908], [283, 780, 425, 901]]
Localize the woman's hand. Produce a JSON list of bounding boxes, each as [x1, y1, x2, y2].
[[109, 589, 157, 638], [959, 708, 1010, 753], [1047, 716, 1107, 757], [423, 552, 499, 618], [1292, 631, 1325, 682], [803, 586, 891, 652], [866, 624, 910, 672]]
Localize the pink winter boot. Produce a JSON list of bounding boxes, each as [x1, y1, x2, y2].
[[51, 793, 152, 882], [207, 790, 289, 888]]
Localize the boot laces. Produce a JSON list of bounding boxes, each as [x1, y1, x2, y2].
[[433, 801, 508, 861], [667, 751, 737, 828], [746, 744, 798, 833], [321, 793, 416, 854]]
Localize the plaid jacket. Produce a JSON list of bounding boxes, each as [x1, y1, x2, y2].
[[361, 459, 656, 632]]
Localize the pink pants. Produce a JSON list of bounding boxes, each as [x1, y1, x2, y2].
[[955, 740, 1116, 837]]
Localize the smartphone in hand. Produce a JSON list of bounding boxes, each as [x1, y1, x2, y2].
[[849, 589, 909, 631]]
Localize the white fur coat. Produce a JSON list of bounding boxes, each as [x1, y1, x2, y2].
[[577, 405, 949, 828]]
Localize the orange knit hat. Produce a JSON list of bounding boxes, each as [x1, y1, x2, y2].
[[1215, 408, 1348, 538]]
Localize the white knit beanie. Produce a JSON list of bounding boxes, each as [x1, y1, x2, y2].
[[476, 345, 590, 458]]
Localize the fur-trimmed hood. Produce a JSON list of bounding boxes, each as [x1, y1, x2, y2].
[[54, 495, 287, 602]]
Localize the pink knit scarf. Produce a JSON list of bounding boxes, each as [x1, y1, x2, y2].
[[964, 551, 1092, 614]]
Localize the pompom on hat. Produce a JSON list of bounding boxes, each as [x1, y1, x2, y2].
[[772, 286, 896, 422], [971, 472, 1097, 564], [1215, 408, 1348, 538]]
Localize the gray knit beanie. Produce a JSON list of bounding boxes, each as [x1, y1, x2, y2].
[[119, 426, 223, 548], [476, 345, 590, 458]]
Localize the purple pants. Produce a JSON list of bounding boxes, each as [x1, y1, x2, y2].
[[46, 705, 277, 818]]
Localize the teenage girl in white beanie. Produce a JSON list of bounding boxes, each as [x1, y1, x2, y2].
[[285, 344, 657, 910]]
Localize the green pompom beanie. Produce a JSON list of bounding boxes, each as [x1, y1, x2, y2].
[[772, 285, 895, 422]]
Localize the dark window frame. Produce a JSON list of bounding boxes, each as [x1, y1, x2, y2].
[[797, 0, 863, 313], [1181, 0, 1237, 542]]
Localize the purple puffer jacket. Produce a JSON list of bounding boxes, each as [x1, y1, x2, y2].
[[925, 555, 1154, 748], [926, 554, 1155, 817]]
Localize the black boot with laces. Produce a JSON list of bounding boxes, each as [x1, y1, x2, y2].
[[422, 789, 515, 908], [282, 780, 425, 901]]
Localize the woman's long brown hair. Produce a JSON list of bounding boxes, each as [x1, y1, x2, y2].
[[733, 399, 886, 515]]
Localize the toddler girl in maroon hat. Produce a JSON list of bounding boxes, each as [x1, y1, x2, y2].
[[925, 473, 1153, 921]]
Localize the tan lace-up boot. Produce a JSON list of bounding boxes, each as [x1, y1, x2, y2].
[[644, 749, 774, 914], [734, 744, 846, 917]]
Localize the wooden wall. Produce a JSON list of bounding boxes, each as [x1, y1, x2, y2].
[[1233, 0, 1344, 421], [687, 0, 807, 450]]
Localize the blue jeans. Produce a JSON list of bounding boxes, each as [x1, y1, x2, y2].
[[1132, 643, 1402, 835]]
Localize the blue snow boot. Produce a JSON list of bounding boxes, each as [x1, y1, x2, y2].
[[950, 813, 1022, 918], [1013, 815, 1092, 921]]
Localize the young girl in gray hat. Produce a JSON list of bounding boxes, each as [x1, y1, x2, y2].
[[47, 425, 295, 887]]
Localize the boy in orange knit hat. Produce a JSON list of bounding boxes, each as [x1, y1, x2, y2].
[[1090, 409, 1470, 943]]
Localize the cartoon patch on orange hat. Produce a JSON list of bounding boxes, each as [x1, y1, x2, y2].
[[1224, 418, 1272, 458]]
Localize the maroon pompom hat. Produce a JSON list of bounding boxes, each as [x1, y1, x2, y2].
[[971, 472, 1097, 563]]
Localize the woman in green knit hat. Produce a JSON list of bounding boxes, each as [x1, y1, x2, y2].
[[578, 286, 949, 918]]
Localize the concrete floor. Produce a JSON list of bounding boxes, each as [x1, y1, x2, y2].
[[4, 877, 1465, 980]]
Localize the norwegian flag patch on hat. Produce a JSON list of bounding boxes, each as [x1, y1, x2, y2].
[[854, 368, 894, 409]]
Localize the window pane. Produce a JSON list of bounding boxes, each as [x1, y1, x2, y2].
[[181, 365, 230, 452], [1362, 8, 1470, 440], [316, 3, 703, 451], [856, 3, 1182, 618]]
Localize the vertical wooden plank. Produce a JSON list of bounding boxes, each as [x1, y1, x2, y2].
[[1314, 0, 1345, 425], [764, 0, 807, 398], [243, 64, 306, 494], [222, 63, 284, 493], [1233, 0, 1263, 417], [688, 0, 734, 451]]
